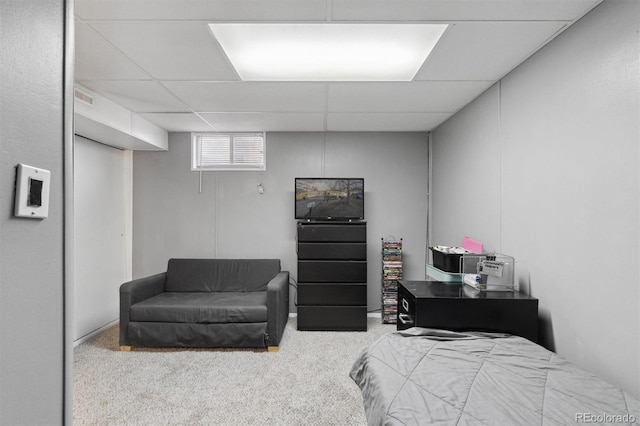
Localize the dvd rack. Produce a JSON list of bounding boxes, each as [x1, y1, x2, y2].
[[381, 238, 403, 324]]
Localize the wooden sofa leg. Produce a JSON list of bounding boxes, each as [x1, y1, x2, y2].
[[120, 345, 132, 352], [267, 346, 279, 353]]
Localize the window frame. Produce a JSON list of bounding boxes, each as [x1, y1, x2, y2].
[[191, 132, 266, 172]]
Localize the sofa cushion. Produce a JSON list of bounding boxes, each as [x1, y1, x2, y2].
[[130, 292, 268, 324], [165, 259, 280, 292]]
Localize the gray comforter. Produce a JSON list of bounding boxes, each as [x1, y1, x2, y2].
[[350, 328, 640, 425]]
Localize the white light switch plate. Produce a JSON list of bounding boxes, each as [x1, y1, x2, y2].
[[15, 164, 50, 219]]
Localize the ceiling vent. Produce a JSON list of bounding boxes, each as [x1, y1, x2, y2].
[[74, 88, 94, 107]]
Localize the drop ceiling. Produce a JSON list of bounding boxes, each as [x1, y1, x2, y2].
[[75, 0, 602, 133]]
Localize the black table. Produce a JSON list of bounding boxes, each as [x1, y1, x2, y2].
[[398, 280, 539, 342]]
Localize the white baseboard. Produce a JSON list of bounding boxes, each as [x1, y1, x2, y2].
[[74, 319, 118, 347]]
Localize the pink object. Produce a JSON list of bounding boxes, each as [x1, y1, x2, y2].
[[462, 236, 483, 253]]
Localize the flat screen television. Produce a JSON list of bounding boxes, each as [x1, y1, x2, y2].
[[295, 178, 364, 221]]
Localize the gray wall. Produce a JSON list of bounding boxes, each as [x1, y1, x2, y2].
[[0, 0, 67, 424], [133, 132, 429, 311], [431, 0, 639, 396]]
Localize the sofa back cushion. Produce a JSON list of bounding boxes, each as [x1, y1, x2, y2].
[[165, 259, 281, 292]]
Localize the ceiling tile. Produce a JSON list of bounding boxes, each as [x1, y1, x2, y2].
[[74, 0, 603, 134], [138, 113, 216, 132], [75, 23, 151, 81], [78, 81, 192, 113], [328, 81, 493, 113], [416, 21, 566, 81], [327, 112, 452, 132], [89, 22, 239, 80], [331, 0, 601, 21], [199, 112, 326, 132], [76, 0, 328, 21], [163, 82, 328, 113]]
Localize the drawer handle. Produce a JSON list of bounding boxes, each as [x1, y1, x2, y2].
[[401, 298, 409, 311], [398, 313, 413, 325]]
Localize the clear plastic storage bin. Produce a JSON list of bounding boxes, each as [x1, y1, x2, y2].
[[460, 254, 515, 291]]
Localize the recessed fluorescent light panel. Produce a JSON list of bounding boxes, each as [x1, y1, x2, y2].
[[209, 23, 448, 81]]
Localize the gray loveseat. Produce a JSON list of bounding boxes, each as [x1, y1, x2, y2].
[[119, 258, 289, 351]]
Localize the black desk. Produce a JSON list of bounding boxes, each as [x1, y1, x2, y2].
[[398, 280, 539, 342]]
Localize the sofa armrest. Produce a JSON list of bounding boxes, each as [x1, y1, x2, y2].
[[119, 272, 166, 346], [266, 271, 290, 347]]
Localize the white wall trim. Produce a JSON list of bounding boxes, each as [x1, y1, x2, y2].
[[63, 0, 75, 424], [73, 319, 118, 347]]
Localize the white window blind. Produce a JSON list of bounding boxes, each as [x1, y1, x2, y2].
[[192, 132, 266, 171]]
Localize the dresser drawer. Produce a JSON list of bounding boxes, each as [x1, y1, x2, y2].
[[298, 283, 366, 306], [297, 242, 366, 260], [298, 260, 367, 282], [297, 306, 367, 331], [297, 223, 366, 242]]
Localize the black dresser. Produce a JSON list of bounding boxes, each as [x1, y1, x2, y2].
[[398, 280, 538, 342], [296, 221, 367, 331]]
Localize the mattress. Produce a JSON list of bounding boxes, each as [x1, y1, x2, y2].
[[350, 328, 640, 425]]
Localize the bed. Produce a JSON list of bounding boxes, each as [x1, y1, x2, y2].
[[350, 328, 640, 425]]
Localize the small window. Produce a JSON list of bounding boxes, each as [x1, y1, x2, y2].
[[191, 132, 266, 171]]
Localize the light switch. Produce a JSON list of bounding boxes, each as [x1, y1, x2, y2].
[[15, 164, 50, 219], [28, 178, 44, 206]]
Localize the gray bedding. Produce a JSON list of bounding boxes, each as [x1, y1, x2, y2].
[[350, 328, 640, 425]]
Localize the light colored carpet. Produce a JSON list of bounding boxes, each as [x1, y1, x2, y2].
[[74, 317, 395, 425]]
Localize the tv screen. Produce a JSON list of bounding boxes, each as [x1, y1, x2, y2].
[[295, 178, 364, 221]]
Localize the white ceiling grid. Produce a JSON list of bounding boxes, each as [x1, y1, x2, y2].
[[75, 0, 602, 133]]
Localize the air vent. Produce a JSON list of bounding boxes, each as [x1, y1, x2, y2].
[[74, 89, 94, 107]]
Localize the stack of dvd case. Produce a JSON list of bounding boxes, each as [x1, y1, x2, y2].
[[381, 238, 403, 324]]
